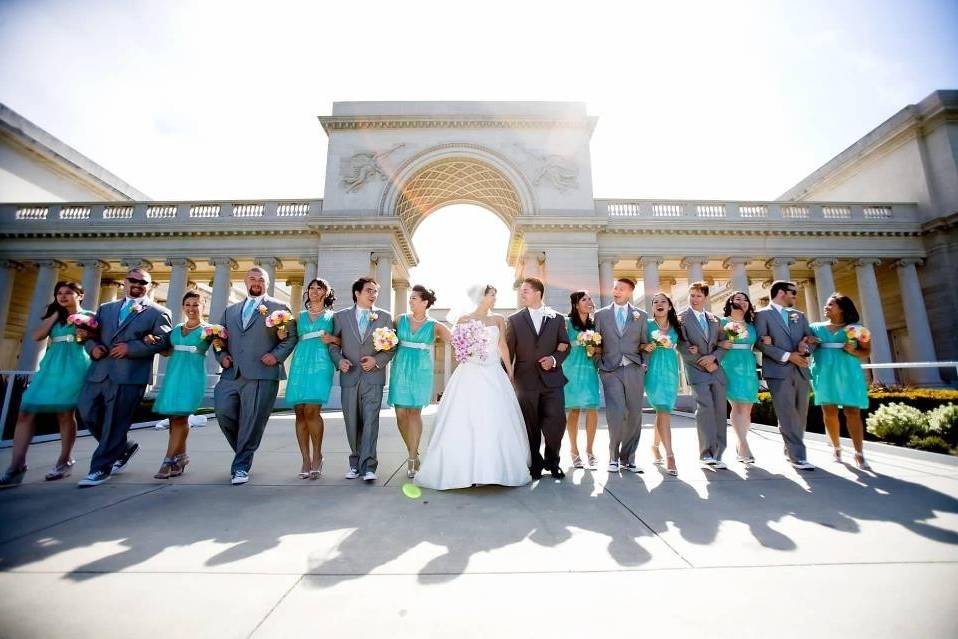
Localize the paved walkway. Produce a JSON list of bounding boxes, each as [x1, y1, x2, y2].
[[1, 409, 956, 638]]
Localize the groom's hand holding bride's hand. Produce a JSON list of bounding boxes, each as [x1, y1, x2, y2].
[[360, 356, 377, 372], [538, 356, 556, 371], [339, 359, 352, 373]]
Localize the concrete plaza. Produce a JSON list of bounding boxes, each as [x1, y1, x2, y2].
[[0, 409, 956, 638]]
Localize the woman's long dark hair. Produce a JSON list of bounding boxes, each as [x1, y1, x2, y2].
[[722, 290, 756, 324], [650, 292, 682, 333], [828, 292, 861, 325], [568, 290, 595, 331], [42, 281, 84, 325], [303, 278, 336, 310]]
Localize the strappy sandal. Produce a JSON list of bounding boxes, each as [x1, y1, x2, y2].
[[571, 454, 584, 469], [406, 456, 419, 479], [854, 452, 871, 471], [310, 459, 324, 480], [651, 445, 664, 466], [586, 452, 598, 470], [45, 459, 75, 481], [665, 454, 678, 477], [170, 453, 190, 477], [832, 447, 842, 463], [0, 465, 27, 488], [153, 457, 175, 480]]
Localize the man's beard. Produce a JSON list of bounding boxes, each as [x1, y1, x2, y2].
[[248, 285, 264, 297]]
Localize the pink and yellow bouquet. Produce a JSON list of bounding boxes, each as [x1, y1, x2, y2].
[[845, 325, 871, 345], [576, 329, 602, 357], [372, 326, 399, 352], [451, 320, 489, 364], [723, 321, 749, 341], [201, 324, 228, 351], [650, 329, 674, 349], [265, 309, 293, 329], [67, 312, 99, 342]]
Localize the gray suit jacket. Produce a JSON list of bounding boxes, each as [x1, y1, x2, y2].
[[328, 305, 396, 387], [84, 298, 173, 385], [593, 304, 649, 373], [214, 295, 297, 381], [754, 305, 816, 381], [678, 308, 728, 385]]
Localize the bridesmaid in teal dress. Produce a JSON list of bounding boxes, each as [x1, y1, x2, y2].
[[643, 292, 681, 476], [1, 281, 90, 487], [389, 285, 453, 478], [811, 293, 872, 470], [563, 291, 601, 470], [151, 291, 210, 479], [286, 279, 339, 479], [719, 291, 759, 463]]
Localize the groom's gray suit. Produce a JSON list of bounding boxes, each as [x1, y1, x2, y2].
[[678, 308, 729, 461], [214, 295, 297, 474], [329, 305, 396, 475], [593, 303, 649, 465], [754, 304, 816, 463]]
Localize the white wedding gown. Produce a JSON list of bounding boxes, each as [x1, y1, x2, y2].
[[415, 324, 532, 490]]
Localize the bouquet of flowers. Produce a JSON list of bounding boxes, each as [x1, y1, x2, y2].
[[265, 309, 293, 329], [576, 329, 602, 357], [650, 329, 674, 349], [201, 324, 228, 352], [372, 326, 399, 352], [845, 325, 871, 345], [67, 312, 99, 342], [723, 321, 749, 341], [451, 320, 489, 364]]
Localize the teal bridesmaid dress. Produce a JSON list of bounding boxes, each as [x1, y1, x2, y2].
[[719, 317, 759, 404], [286, 310, 336, 406], [810, 322, 869, 409], [153, 323, 211, 416], [20, 318, 91, 413], [645, 323, 680, 412], [388, 315, 436, 409], [562, 317, 601, 409]]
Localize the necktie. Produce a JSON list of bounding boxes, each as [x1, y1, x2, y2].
[[119, 299, 133, 323], [242, 299, 256, 326], [359, 309, 370, 335], [616, 307, 626, 331], [698, 312, 708, 334], [780, 307, 789, 325]]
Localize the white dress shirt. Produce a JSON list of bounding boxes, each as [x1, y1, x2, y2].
[[526, 305, 557, 368], [355, 304, 374, 325]]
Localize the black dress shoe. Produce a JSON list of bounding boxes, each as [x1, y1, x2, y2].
[[547, 465, 565, 479], [530, 467, 543, 480]]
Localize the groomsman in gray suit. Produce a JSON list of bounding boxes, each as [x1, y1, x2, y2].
[[77, 267, 172, 487], [754, 280, 818, 470], [329, 277, 396, 481], [214, 266, 297, 485], [593, 277, 649, 473], [677, 281, 730, 469]]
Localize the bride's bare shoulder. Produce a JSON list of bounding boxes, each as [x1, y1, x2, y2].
[[490, 314, 507, 327]]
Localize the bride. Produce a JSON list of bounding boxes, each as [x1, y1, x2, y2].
[[415, 284, 531, 490]]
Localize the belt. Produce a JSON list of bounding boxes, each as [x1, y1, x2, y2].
[[173, 345, 199, 353], [51, 335, 74, 343], [819, 343, 846, 349], [400, 341, 432, 351], [729, 344, 753, 350], [300, 331, 326, 341]]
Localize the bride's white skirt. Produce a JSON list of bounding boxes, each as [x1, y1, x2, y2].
[[415, 361, 532, 490]]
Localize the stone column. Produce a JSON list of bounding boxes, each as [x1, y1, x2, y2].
[[372, 252, 394, 313], [394, 279, 410, 316], [254, 257, 281, 296], [0, 260, 23, 336], [895, 259, 942, 385], [723, 257, 750, 293], [766, 257, 795, 284], [809, 258, 837, 310], [76, 260, 108, 309], [209, 258, 237, 324], [681, 256, 708, 284], [598, 258, 615, 307], [639, 256, 662, 314], [18, 260, 65, 372], [99, 279, 120, 304], [164, 258, 195, 324], [287, 277, 304, 313], [300, 257, 318, 287], [855, 258, 896, 386], [799, 279, 820, 322]]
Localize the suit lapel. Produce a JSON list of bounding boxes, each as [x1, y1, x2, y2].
[[683, 309, 706, 341], [116, 299, 145, 335], [347, 305, 363, 344], [521, 308, 539, 342]]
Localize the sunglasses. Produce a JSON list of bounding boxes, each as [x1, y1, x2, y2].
[[126, 277, 150, 286], [785, 289, 798, 295]]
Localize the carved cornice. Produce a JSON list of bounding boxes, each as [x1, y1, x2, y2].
[[319, 115, 597, 134]]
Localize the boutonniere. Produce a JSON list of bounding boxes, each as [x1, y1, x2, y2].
[[131, 302, 145, 314], [257, 304, 268, 316], [542, 307, 557, 319], [632, 310, 641, 320], [789, 312, 799, 323], [369, 311, 379, 322]]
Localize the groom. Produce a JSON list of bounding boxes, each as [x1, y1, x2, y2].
[[506, 277, 570, 479]]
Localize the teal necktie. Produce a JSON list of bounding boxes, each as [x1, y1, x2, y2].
[[698, 312, 708, 334], [616, 307, 626, 331], [780, 307, 789, 325], [242, 299, 256, 326], [359, 309, 370, 335], [119, 299, 133, 323]]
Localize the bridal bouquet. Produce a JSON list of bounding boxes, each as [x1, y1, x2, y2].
[[67, 312, 99, 342], [576, 329, 602, 357], [264, 309, 292, 329], [723, 321, 749, 341], [372, 326, 399, 352], [201, 324, 228, 352], [845, 325, 871, 345], [650, 329, 674, 349], [451, 320, 489, 364]]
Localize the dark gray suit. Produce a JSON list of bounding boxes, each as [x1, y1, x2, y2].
[[328, 305, 395, 474], [754, 305, 816, 462], [214, 295, 297, 474], [593, 303, 649, 465], [79, 298, 172, 474], [678, 308, 729, 460]]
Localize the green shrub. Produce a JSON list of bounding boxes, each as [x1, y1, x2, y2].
[[925, 404, 958, 444], [907, 435, 953, 454], [866, 402, 927, 444]]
